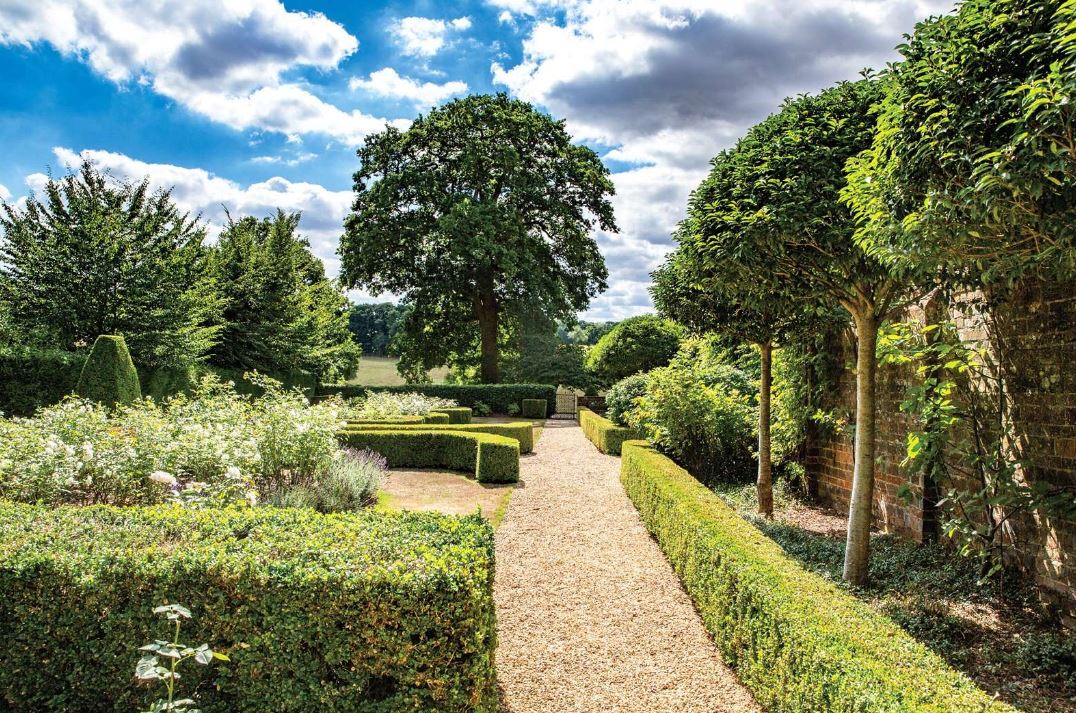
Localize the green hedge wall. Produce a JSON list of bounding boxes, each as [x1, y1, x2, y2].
[[0, 502, 497, 712], [345, 421, 533, 454], [431, 407, 472, 424], [0, 348, 85, 417], [319, 384, 556, 414], [337, 430, 519, 484], [520, 399, 547, 418], [619, 441, 1016, 713], [578, 407, 637, 455]]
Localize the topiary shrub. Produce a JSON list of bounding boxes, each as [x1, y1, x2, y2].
[[337, 430, 519, 483], [422, 412, 451, 424], [75, 335, 141, 408], [578, 407, 637, 455], [520, 398, 547, 418], [604, 373, 650, 426], [345, 421, 534, 454], [584, 315, 681, 384], [431, 407, 472, 424]]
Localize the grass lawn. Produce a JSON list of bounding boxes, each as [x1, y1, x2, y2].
[[349, 356, 450, 386]]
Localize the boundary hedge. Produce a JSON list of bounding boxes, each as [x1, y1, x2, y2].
[[619, 441, 1016, 712], [0, 502, 497, 712], [319, 384, 556, 414], [338, 430, 519, 483], [578, 407, 637, 455], [344, 421, 533, 454]]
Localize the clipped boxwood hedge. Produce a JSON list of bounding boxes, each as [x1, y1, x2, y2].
[[520, 399, 547, 418], [619, 441, 1016, 712], [345, 421, 533, 454], [338, 430, 519, 483], [578, 407, 637, 455], [431, 407, 472, 424], [319, 384, 556, 414], [75, 335, 142, 408], [0, 502, 497, 712]]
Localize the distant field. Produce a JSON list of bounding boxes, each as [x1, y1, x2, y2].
[[348, 356, 450, 386]]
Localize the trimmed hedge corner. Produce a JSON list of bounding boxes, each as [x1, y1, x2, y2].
[[345, 421, 533, 454], [76, 335, 141, 408], [318, 384, 556, 414], [0, 502, 497, 712], [338, 430, 519, 483], [520, 399, 547, 418], [432, 407, 472, 424], [423, 412, 451, 424], [619, 441, 1016, 713], [579, 407, 636, 455]]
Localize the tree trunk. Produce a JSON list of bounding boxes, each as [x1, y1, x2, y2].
[[843, 310, 880, 586], [757, 340, 774, 518], [476, 287, 500, 384]]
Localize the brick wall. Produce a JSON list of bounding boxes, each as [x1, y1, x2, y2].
[[806, 279, 1076, 622]]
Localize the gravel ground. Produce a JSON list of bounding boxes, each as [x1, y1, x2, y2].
[[494, 420, 759, 712]]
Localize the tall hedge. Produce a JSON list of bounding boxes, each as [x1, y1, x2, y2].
[[319, 383, 556, 414], [0, 503, 497, 712], [75, 335, 141, 408], [0, 348, 84, 416]]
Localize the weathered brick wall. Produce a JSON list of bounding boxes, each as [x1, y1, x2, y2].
[[806, 279, 1076, 621]]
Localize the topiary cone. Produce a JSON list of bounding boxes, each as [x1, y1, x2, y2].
[[76, 335, 142, 408]]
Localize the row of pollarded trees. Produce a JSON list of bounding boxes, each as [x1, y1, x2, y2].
[[655, 0, 1076, 585]]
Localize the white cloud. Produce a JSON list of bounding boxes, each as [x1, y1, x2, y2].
[[251, 152, 317, 166], [0, 0, 403, 146], [350, 68, 467, 108], [393, 16, 473, 57], [0, 184, 10, 201]]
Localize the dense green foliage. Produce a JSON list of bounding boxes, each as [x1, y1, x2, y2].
[[347, 302, 406, 357], [520, 398, 547, 418], [431, 407, 472, 424], [344, 421, 534, 454], [578, 407, 637, 456], [500, 325, 595, 391], [340, 94, 616, 383], [604, 373, 649, 427], [336, 429, 519, 483], [619, 441, 1016, 712], [0, 347, 84, 416], [557, 319, 616, 346], [267, 448, 384, 513], [0, 162, 219, 369], [320, 383, 556, 414], [584, 315, 682, 384], [75, 335, 142, 408], [0, 502, 497, 712]]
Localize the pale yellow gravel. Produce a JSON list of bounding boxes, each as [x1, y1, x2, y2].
[[494, 420, 760, 712]]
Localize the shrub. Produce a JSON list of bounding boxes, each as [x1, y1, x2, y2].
[[521, 398, 547, 418], [584, 315, 681, 383], [318, 383, 556, 414], [604, 373, 650, 426], [472, 401, 492, 417], [578, 407, 637, 455], [76, 335, 142, 408], [270, 448, 384, 513], [346, 390, 457, 420], [423, 412, 451, 424], [337, 430, 519, 484], [344, 422, 534, 454], [0, 347, 84, 417], [619, 441, 1016, 712], [0, 502, 497, 712], [432, 407, 472, 424]]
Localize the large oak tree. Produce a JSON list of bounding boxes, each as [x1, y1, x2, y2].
[[339, 94, 617, 383]]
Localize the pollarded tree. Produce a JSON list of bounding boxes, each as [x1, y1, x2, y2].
[[339, 94, 617, 384], [681, 78, 930, 585]]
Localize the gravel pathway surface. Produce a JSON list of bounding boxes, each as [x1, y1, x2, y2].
[[494, 420, 759, 712]]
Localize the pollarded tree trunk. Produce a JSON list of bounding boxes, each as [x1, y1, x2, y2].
[[476, 286, 500, 384], [757, 340, 774, 518], [842, 309, 880, 586]]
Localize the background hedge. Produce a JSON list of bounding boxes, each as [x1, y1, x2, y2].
[[344, 421, 533, 454], [0, 502, 497, 712], [319, 384, 556, 414], [337, 430, 519, 483], [0, 348, 84, 416], [619, 441, 1016, 712], [578, 407, 637, 455], [75, 335, 141, 408], [520, 399, 547, 418]]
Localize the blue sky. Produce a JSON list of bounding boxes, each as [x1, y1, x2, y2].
[[0, 0, 952, 320]]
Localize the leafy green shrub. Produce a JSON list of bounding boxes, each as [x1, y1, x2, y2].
[[0, 347, 85, 417], [337, 430, 519, 483], [619, 441, 1016, 712], [472, 401, 492, 416], [604, 373, 649, 426], [578, 407, 637, 455], [344, 422, 534, 454], [521, 398, 547, 418], [0, 502, 497, 712], [270, 448, 384, 513], [432, 407, 472, 424], [318, 383, 556, 414], [584, 315, 681, 383], [507, 403, 520, 416], [76, 335, 142, 408]]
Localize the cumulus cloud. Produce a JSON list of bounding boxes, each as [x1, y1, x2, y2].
[[393, 16, 473, 57], [0, 184, 10, 201], [0, 0, 402, 146], [350, 68, 467, 109]]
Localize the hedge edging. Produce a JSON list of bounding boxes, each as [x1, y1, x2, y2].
[[319, 384, 556, 414], [431, 407, 472, 424], [578, 407, 637, 455], [0, 502, 497, 712], [344, 421, 533, 454], [337, 430, 519, 483], [619, 440, 1016, 712]]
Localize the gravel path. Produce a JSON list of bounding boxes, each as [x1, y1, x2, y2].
[[494, 420, 759, 712]]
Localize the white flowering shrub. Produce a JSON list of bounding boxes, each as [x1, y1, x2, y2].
[[346, 391, 456, 420]]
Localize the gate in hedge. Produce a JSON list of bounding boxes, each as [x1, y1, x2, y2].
[[555, 390, 577, 417]]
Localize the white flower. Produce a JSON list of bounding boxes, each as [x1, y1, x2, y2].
[[149, 470, 177, 486], [225, 466, 242, 479], [82, 442, 95, 459]]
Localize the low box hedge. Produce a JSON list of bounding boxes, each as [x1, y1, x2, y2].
[[431, 407, 472, 424], [520, 398, 547, 418], [345, 421, 533, 454], [318, 384, 556, 415], [0, 502, 497, 712], [619, 441, 1016, 712], [578, 407, 637, 455], [338, 430, 519, 483]]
